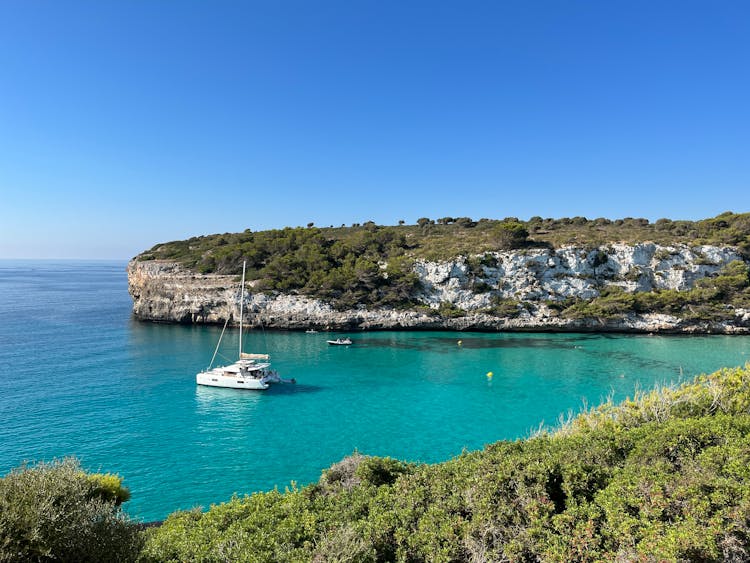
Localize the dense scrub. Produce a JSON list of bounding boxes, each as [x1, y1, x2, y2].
[[135, 212, 750, 312], [0, 458, 142, 562], [143, 224, 422, 309], [139, 212, 750, 270], [141, 364, 750, 562]]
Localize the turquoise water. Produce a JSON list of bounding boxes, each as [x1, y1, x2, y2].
[[2, 260, 750, 521]]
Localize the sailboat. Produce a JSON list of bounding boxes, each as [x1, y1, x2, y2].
[[196, 261, 294, 390]]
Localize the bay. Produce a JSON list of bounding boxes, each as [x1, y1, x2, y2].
[[1, 260, 749, 521]]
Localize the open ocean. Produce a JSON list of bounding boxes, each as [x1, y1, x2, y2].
[[1, 260, 750, 521]]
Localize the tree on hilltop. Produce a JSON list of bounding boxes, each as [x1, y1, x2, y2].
[[493, 221, 529, 249]]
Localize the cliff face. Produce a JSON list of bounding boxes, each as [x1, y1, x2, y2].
[[127, 243, 750, 333]]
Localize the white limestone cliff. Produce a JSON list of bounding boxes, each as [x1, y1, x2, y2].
[[127, 243, 750, 333]]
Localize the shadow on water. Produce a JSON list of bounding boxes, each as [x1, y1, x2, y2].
[[265, 383, 325, 395], [437, 337, 586, 350], [582, 349, 672, 367], [352, 333, 602, 352]]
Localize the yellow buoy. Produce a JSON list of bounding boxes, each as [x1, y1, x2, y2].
[[486, 371, 493, 378], [457, 340, 463, 346]]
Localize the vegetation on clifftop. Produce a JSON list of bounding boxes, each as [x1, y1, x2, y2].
[[138, 212, 750, 270], [135, 212, 750, 315]]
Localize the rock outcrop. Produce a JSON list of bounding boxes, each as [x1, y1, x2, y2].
[[127, 243, 750, 333]]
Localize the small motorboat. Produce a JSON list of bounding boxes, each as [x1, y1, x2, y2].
[[327, 337, 352, 346]]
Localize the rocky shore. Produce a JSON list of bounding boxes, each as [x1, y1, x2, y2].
[[127, 243, 750, 333]]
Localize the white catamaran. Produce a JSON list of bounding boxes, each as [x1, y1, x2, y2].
[[196, 261, 295, 390]]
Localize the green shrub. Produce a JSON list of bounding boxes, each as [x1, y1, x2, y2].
[[493, 221, 529, 250], [355, 457, 412, 487], [437, 301, 466, 318], [486, 296, 521, 318], [563, 286, 638, 319], [86, 471, 131, 506], [0, 458, 142, 562], [310, 524, 376, 562], [318, 452, 365, 492]]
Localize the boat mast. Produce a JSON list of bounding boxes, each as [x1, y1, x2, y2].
[[239, 260, 246, 359]]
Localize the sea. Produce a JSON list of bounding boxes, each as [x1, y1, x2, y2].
[[1, 260, 749, 522]]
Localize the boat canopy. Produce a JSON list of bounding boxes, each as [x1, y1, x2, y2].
[[241, 353, 270, 360]]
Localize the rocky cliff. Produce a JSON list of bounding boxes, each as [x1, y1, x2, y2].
[[127, 243, 750, 333]]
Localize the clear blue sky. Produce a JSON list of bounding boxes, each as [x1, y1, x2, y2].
[[1, 1, 748, 259]]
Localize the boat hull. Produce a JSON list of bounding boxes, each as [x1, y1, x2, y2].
[[196, 370, 269, 390]]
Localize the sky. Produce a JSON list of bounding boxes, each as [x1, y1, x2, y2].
[[1, 1, 749, 259]]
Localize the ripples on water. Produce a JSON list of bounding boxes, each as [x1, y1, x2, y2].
[[1, 260, 749, 521]]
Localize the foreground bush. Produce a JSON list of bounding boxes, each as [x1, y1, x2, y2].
[[143, 364, 750, 562], [0, 458, 142, 562]]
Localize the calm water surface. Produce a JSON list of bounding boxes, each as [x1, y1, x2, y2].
[[1, 260, 749, 521]]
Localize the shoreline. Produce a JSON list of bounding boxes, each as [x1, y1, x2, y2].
[[130, 314, 750, 335]]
